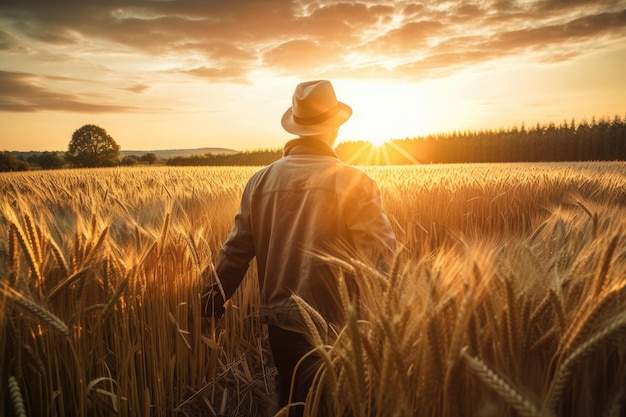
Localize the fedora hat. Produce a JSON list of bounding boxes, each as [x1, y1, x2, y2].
[[281, 80, 352, 136]]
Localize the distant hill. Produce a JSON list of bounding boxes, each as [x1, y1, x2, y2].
[[10, 147, 237, 161], [120, 147, 237, 160]]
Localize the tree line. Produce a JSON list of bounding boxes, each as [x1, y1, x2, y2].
[[165, 114, 626, 167], [2, 115, 624, 172], [335, 114, 626, 165]]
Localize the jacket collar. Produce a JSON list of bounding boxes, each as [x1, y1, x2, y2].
[[283, 137, 338, 159]]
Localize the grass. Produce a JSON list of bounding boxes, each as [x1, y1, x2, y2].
[[1, 162, 625, 416]]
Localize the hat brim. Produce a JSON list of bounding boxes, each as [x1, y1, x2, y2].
[[281, 102, 352, 136]]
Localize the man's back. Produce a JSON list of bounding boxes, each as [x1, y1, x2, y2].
[[217, 138, 395, 329]]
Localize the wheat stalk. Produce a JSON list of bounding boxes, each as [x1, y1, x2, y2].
[[380, 312, 410, 391], [345, 305, 367, 417], [426, 312, 444, 387]]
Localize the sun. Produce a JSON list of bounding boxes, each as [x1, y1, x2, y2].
[[368, 135, 389, 147], [331, 76, 483, 151], [333, 79, 429, 147]]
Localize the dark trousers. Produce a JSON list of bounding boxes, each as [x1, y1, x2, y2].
[[268, 325, 323, 417]]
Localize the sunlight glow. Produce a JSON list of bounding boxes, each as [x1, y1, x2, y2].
[[334, 79, 435, 144], [369, 135, 388, 147]]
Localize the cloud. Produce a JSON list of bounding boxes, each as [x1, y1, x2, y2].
[[180, 65, 250, 82], [121, 83, 150, 94], [494, 9, 626, 51], [0, 70, 140, 112], [0, 0, 625, 111], [538, 0, 623, 12], [0, 30, 23, 52], [263, 39, 344, 71]]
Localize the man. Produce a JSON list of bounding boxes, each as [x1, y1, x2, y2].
[[201, 80, 396, 415]]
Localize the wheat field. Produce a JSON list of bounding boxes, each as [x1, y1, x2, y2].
[[1, 162, 625, 416]]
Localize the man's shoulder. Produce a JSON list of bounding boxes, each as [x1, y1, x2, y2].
[[248, 155, 373, 183]]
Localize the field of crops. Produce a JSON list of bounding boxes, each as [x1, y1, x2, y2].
[[1, 162, 626, 417]]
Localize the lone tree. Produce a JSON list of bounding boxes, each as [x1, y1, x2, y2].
[[66, 124, 120, 167]]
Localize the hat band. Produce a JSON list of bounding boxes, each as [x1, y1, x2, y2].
[[293, 105, 339, 125]]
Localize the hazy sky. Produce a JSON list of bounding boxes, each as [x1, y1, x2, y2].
[[1, 0, 625, 152]]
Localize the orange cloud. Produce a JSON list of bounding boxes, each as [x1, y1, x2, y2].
[[0, 70, 142, 112], [1, 0, 624, 111]]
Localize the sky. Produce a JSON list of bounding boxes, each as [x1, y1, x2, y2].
[[1, 0, 625, 152]]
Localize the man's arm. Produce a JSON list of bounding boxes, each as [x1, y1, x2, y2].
[[201, 188, 256, 318], [345, 177, 396, 269]]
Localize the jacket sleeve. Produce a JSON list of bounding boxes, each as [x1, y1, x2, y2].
[[201, 184, 256, 317], [344, 177, 397, 269]]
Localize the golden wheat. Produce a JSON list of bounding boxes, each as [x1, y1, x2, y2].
[[1, 162, 625, 416]]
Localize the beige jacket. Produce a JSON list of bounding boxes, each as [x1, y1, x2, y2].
[[213, 138, 396, 330]]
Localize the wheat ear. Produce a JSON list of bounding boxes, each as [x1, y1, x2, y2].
[[83, 225, 109, 265], [47, 268, 90, 304], [8, 223, 20, 283], [8, 376, 27, 417], [590, 233, 619, 297], [292, 295, 326, 346], [548, 289, 566, 333], [184, 232, 201, 271], [1, 283, 68, 334], [546, 312, 626, 412], [504, 278, 520, 359], [158, 212, 171, 256], [47, 235, 70, 277], [10, 218, 42, 283], [576, 200, 593, 218], [447, 282, 474, 367], [462, 350, 545, 417], [529, 221, 549, 245], [22, 212, 42, 264], [560, 281, 626, 355], [101, 277, 130, 317]]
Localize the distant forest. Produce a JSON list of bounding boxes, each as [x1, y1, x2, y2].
[[168, 115, 626, 166]]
